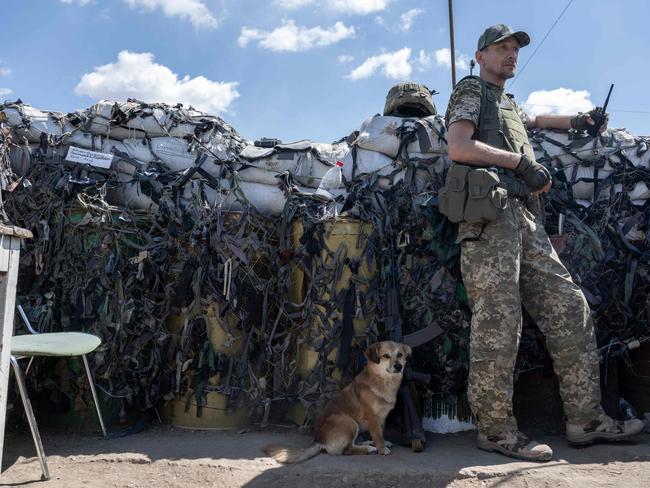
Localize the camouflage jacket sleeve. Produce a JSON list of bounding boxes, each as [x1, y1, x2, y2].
[[444, 77, 482, 129]]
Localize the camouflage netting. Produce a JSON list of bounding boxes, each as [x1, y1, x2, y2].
[[1, 98, 649, 427]]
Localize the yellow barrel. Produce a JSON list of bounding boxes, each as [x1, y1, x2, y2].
[[287, 218, 375, 425], [165, 301, 248, 429], [164, 213, 251, 430]]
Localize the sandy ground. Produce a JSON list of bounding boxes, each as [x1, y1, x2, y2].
[[1, 425, 649, 488]]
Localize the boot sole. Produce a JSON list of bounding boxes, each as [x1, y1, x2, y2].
[[567, 428, 644, 446], [477, 440, 553, 462]]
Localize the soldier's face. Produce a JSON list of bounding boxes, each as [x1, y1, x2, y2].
[[476, 38, 520, 81]]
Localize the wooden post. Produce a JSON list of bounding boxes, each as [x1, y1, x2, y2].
[[0, 225, 32, 472]]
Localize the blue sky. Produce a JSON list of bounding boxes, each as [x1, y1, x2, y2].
[[1, 0, 649, 142]]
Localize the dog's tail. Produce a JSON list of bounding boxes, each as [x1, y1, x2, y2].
[[263, 443, 323, 464]]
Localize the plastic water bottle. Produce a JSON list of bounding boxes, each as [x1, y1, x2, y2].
[[314, 161, 343, 201]]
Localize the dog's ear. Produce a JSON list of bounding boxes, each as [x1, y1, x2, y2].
[[402, 344, 412, 361], [365, 342, 382, 364]]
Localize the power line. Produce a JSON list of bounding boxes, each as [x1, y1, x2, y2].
[[508, 0, 574, 90]]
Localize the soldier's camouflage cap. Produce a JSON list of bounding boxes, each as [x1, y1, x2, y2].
[[477, 24, 530, 51]]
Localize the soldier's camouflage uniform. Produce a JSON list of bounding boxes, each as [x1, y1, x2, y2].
[[445, 77, 604, 436]]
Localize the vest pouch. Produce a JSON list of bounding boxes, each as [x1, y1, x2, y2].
[[464, 168, 507, 223], [438, 164, 471, 223]]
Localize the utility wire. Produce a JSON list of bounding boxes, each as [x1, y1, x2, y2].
[[508, 0, 574, 90]]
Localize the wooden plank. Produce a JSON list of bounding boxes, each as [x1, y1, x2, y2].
[[0, 236, 21, 472], [0, 225, 32, 239], [0, 237, 9, 273]]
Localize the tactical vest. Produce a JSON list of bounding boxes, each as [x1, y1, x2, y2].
[[462, 75, 534, 197]]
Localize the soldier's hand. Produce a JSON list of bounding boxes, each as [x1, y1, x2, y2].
[[514, 154, 552, 193], [533, 180, 553, 196], [571, 108, 609, 135]]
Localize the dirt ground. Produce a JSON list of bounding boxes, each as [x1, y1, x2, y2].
[[1, 425, 649, 488]]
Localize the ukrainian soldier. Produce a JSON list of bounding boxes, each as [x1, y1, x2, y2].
[[442, 24, 644, 462]]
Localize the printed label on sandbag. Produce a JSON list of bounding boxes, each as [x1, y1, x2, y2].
[[66, 146, 113, 168], [152, 138, 195, 162]]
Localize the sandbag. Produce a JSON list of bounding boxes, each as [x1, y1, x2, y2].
[[8, 145, 31, 176], [563, 165, 614, 201], [355, 115, 447, 159], [1, 103, 75, 142], [81, 100, 246, 146], [238, 146, 334, 188], [106, 172, 159, 213], [341, 147, 396, 179]]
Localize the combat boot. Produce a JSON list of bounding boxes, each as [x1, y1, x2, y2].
[[477, 430, 553, 462], [566, 414, 645, 446]]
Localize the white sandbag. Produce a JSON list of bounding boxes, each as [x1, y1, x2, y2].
[[237, 148, 333, 188], [627, 181, 650, 200], [83, 101, 155, 139], [341, 147, 396, 179], [83, 101, 247, 148], [1, 104, 74, 142], [190, 180, 289, 216], [103, 138, 155, 164], [408, 152, 448, 173], [182, 179, 347, 217], [149, 137, 199, 171], [9, 145, 31, 176], [309, 141, 350, 165], [106, 172, 159, 213], [355, 115, 447, 159], [63, 131, 106, 151], [563, 165, 614, 200]]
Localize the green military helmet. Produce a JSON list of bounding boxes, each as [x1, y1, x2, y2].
[[383, 82, 437, 117]]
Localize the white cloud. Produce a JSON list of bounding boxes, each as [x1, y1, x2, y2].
[[338, 54, 354, 64], [433, 47, 470, 71], [328, 0, 390, 14], [59, 0, 92, 5], [238, 20, 355, 52], [0, 88, 12, 98], [273, 0, 315, 8], [75, 51, 239, 114], [347, 48, 411, 81], [523, 88, 593, 117], [99, 8, 112, 21], [274, 0, 390, 15], [415, 50, 431, 71], [400, 8, 423, 32], [0, 67, 11, 77], [374, 16, 386, 27], [122, 0, 219, 29]]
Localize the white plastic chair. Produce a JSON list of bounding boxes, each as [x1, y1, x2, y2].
[[10, 305, 107, 480]]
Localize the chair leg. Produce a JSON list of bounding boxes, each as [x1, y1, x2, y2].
[[82, 354, 107, 437], [10, 356, 50, 481]]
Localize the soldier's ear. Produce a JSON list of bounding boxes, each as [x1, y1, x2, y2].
[[365, 343, 381, 364]]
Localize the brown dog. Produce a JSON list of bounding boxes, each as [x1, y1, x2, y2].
[[264, 341, 411, 463]]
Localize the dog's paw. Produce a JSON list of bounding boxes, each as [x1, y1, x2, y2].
[[379, 446, 391, 455], [384, 440, 393, 448], [366, 445, 378, 454]]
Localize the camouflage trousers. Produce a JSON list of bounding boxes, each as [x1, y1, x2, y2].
[[458, 198, 604, 435]]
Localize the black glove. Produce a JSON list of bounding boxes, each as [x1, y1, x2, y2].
[[571, 108, 608, 137], [514, 154, 551, 193]]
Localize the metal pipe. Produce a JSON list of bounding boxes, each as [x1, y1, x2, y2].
[[82, 354, 108, 438], [448, 0, 457, 87], [10, 356, 50, 481]]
